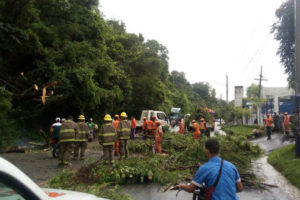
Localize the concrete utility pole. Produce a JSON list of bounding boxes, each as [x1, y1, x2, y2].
[[254, 66, 268, 98], [294, 0, 300, 158], [226, 75, 228, 104], [254, 66, 267, 125]]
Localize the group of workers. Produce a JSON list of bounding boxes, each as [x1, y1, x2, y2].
[[142, 116, 164, 153], [264, 112, 291, 140], [50, 112, 162, 166]]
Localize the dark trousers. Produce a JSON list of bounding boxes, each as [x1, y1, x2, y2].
[[74, 142, 87, 159], [103, 145, 114, 164], [119, 139, 128, 158], [130, 128, 136, 139], [266, 126, 272, 139]]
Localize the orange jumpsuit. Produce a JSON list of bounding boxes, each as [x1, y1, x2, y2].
[[179, 120, 185, 134], [142, 120, 147, 134], [193, 123, 200, 139], [200, 121, 206, 134], [284, 115, 290, 132], [146, 120, 153, 135], [113, 120, 120, 155], [154, 125, 163, 153]]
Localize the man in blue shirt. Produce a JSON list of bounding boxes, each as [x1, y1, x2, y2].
[[178, 139, 243, 200]]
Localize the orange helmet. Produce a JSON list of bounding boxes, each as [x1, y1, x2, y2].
[[192, 120, 196, 123]]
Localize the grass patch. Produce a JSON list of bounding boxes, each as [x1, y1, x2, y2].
[[268, 144, 300, 189]]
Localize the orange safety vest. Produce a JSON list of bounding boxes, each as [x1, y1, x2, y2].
[[131, 118, 137, 128], [142, 120, 147, 130], [146, 120, 153, 130], [200, 122, 206, 130], [265, 118, 273, 127], [284, 115, 290, 131], [179, 121, 185, 134], [113, 120, 119, 130]]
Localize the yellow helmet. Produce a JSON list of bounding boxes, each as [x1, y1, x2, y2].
[[120, 112, 127, 118], [104, 114, 112, 121], [78, 115, 85, 120]]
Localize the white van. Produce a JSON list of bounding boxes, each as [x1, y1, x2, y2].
[[136, 110, 169, 131]]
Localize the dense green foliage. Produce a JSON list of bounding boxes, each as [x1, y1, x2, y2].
[[268, 144, 300, 189], [272, 0, 295, 87], [0, 0, 223, 144]]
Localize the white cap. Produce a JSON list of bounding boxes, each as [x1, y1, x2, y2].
[[55, 117, 61, 122]]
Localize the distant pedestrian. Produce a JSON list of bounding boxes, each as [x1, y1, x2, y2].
[[113, 114, 120, 156], [279, 112, 285, 133], [272, 112, 280, 131], [192, 120, 200, 140], [154, 121, 163, 154], [264, 114, 273, 140], [200, 118, 206, 135], [50, 117, 61, 144], [130, 116, 136, 139], [284, 112, 290, 136], [178, 118, 185, 134], [87, 118, 95, 141]]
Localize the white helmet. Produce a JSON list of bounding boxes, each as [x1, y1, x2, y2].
[[55, 117, 61, 122]]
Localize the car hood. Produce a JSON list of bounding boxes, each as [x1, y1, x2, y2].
[[42, 188, 108, 200]]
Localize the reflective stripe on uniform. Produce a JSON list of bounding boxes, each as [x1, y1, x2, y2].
[[99, 132, 116, 137], [78, 131, 88, 134], [74, 139, 88, 142], [102, 142, 115, 146], [121, 128, 130, 132], [59, 139, 75, 142], [60, 129, 74, 133], [120, 136, 130, 140]]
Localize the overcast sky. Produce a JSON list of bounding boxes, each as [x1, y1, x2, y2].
[[99, 0, 288, 101]]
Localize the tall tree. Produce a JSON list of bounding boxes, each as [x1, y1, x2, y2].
[[272, 0, 295, 87]]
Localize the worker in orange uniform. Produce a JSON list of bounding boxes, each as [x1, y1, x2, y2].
[[178, 118, 185, 134], [192, 120, 200, 140], [264, 114, 273, 140], [283, 112, 290, 136], [154, 121, 163, 154], [130, 116, 137, 139], [151, 116, 157, 137], [113, 114, 120, 156], [146, 117, 154, 136], [200, 118, 206, 135]]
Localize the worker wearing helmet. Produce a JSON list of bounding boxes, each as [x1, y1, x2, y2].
[[200, 118, 206, 135], [130, 116, 137, 139], [146, 117, 154, 136], [150, 116, 157, 137], [74, 115, 89, 160], [192, 120, 200, 140], [154, 121, 163, 154], [117, 112, 131, 159], [283, 112, 290, 136], [99, 114, 117, 164], [264, 114, 273, 140], [59, 115, 79, 166], [113, 114, 120, 156]]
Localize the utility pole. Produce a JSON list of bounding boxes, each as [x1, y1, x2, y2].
[[226, 75, 228, 104], [254, 66, 267, 125], [294, 0, 300, 158], [254, 66, 268, 98]]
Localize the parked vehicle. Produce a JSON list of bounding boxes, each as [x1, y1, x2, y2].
[[170, 107, 181, 127], [0, 157, 107, 200], [136, 110, 169, 131]]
